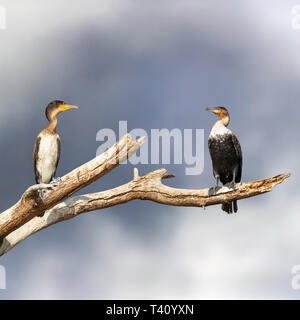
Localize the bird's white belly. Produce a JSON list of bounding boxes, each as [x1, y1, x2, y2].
[[37, 135, 59, 183]]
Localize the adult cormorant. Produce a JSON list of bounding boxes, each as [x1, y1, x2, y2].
[[206, 106, 242, 214], [33, 100, 78, 184]]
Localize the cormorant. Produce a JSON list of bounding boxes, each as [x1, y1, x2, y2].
[[33, 100, 78, 184], [206, 106, 242, 214]]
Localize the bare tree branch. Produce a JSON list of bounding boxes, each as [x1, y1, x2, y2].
[[0, 168, 290, 256], [0, 134, 145, 242]]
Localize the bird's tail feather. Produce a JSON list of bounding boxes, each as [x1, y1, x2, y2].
[[222, 200, 238, 214], [233, 200, 238, 213]]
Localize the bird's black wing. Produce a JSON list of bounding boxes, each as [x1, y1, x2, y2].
[[231, 133, 242, 182], [207, 136, 214, 159], [208, 136, 212, 150], [33, 136, 41, 184], [52, 136, 61, 180]]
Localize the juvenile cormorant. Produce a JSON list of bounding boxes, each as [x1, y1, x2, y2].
[[33, 100, 78, 184], [206, 106, 242, 214]]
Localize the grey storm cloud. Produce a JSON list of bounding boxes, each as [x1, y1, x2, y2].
[[0, 0, 299, 299]]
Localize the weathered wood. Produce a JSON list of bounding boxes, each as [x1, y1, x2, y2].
[[0, 169, 290, 256], [0, 134, 145, 242]]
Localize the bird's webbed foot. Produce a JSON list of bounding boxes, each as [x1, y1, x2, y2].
[[38, 189, 48, 198], [50, 177, 62, 185], [35, 183, 56, 200], [225, 181, 236, 190], [37, 184, 55, 199], [209, 176, 221, 196], [37, 188, 50, 216], [36, 183, 57, 217], [213, 185, 220, 194]]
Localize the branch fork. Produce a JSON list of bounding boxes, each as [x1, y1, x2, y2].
[[0, 134, 291, 256]]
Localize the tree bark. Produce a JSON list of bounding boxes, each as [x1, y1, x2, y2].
[[0, 166, 290, 256], [0, 134, 144, 241]]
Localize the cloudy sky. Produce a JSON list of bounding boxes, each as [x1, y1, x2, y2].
[[0, 0, 300, 299]]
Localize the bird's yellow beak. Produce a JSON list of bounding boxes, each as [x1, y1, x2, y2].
[[205, 107, 221, 115], [60, 104, 79, 111]]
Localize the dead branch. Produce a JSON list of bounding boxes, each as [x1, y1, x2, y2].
[[0, 134, 145, 242], [0, 167, 290, 256]]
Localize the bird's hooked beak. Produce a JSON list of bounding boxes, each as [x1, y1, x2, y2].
[[60, 104, 79, 112], [205, 107, 220, 115]]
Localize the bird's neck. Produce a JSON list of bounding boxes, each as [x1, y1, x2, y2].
[[220, 116, 229, 127], [45, 117, 57, 133]]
